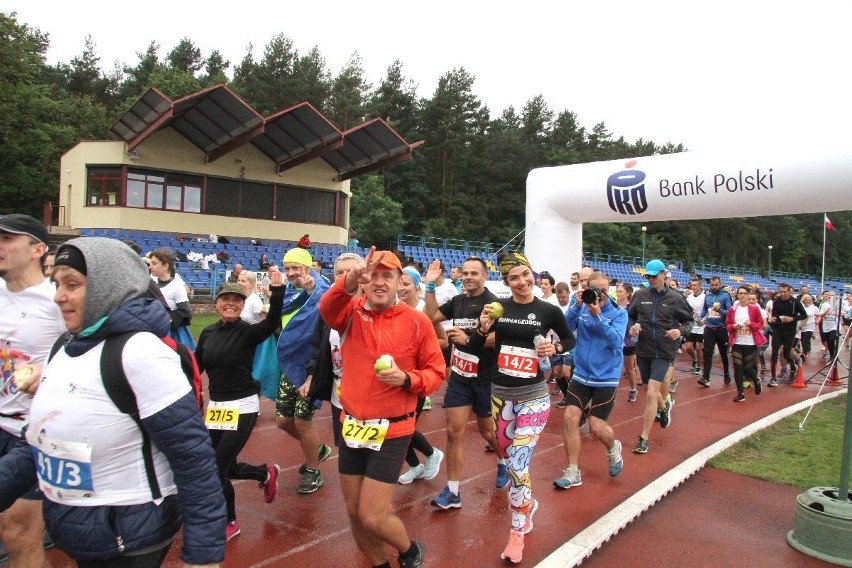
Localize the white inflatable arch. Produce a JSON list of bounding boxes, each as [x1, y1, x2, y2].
[[525, 146, 852, 281]]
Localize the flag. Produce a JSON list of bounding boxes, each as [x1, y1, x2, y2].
[[825, 214, 836, 231]]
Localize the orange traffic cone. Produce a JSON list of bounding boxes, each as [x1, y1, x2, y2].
[[791, 364, 805, 388], [826, 365, 844, 386]]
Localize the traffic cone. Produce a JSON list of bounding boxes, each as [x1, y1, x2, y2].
[[791, 364, 805, 388], [826, 365, 844, 386]]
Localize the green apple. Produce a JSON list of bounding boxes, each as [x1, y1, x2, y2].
[[374, 354, 395, 372], [489, 301, 504, 319], [13, 366, 35, 390]]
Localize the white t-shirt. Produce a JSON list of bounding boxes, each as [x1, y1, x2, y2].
[[0, 279, 66, 435], [435, 280, 460, 330], [733, 305, 755, 346], [240, 293, 264, 324], [801, 305, 819, 333], [157, 278, 189, 311], [542, 294, 559, 306], [819, 301, 839, 333], [687, 292, 706, 334], [330, 329, 343, 409], [31, 333, 190, 506]]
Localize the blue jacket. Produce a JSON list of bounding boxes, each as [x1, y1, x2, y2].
[[0, 298, 226, 564], [701, 289, 733, 329], [566, 299, 627, 387], [277, 269, 330, 389]]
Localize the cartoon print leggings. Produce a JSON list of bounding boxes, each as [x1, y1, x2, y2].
[[491, 393, 551, 532]]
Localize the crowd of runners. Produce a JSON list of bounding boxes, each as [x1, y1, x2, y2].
[[1, 213, 850, 567]]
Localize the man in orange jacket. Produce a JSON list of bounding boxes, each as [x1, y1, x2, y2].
[[319, 247, 445, 568]]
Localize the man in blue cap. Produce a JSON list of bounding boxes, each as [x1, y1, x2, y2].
[[627, 259, 694, 454]]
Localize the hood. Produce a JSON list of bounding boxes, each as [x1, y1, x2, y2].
[[57, 237, 152, 330]]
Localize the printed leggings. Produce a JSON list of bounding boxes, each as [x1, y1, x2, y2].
[[491, 393, 550, 532]]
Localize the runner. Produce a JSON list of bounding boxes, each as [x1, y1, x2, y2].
[[423, 257, 509, 509], [469, 252, 575, 564], [318, 248, 445, 568]]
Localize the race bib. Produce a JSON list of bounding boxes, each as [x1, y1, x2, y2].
[[497, 345, 538, 379], [26, 430, 94, 500], [451, 347, 480, 378], [342, 415, 389, 451], [205, 401, 240, 431]]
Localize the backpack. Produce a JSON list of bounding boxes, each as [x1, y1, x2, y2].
[[48, 331, 204, 498]]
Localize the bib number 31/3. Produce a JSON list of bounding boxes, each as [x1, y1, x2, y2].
[[342, 415, 389, 451], [205, 401, 239, 431]]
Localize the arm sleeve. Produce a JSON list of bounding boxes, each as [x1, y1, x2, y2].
[[305, 317, 324, 377], [408, 314, 447, 396], [319, 279, 355, 331], [170, 301, 192, 330], [551, 307, 576, 353], [141, 393, 226, 565], [794, 300, 808, 322], [595, 305, 627, 350]]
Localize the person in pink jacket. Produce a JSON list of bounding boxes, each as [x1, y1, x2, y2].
[[726, 286, 767, 402], [319, 247, 445, 568]]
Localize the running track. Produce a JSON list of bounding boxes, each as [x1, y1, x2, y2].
[[42, 349, 848, 567]]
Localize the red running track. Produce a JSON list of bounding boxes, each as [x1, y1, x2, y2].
[[43, 349, 847, 567]]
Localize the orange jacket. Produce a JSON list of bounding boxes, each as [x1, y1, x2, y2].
[[319, 280, 446, 438]]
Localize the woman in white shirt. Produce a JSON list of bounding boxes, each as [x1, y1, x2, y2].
[[238, 271, 264, 324], [799, 294, 819, 362], [149, 249, 195, 349]]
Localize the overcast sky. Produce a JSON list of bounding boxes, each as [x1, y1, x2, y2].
[[4, 0, 850, 154]]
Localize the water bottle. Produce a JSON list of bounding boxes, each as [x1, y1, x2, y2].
[[533, 334, 552, 371]]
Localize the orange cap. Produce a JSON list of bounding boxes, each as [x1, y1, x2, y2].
[[374, 251, 402, 271]]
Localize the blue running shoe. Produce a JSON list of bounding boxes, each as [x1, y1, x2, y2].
[[495, 463, 510, 490], [430, 485, 461, 510]]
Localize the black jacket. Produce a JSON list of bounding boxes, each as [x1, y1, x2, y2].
[[627, 285, 694, 361], [306, 317, 335, 404]]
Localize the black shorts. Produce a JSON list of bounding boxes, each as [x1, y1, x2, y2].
[[565, 380, 616, 421], [338, 434, 412, 484], [636, 357, 674, 383], [686, 332, 704, 343], [622, 345, 636, 357]]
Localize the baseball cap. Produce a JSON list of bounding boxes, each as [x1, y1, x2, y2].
[[0, 214, 49, 244], [283, 247, 312, 267], [644, 259, 666, 277], [216, 282, 246, 300], [374, 251, 402, 272]]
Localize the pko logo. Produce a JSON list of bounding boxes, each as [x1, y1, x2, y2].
[[607, 159, 648, 215]]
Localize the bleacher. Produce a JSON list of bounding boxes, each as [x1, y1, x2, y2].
[[77, 229, 850, 297]]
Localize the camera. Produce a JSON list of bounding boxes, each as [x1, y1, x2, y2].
[[582, 287, 605, 304]]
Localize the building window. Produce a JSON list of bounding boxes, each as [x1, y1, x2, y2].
[[86, 168, 121, 206], [276, 185, 339, 226], [126, 170, 201, 213]]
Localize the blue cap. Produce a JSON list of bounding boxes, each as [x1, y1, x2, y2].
[[644, 259, 666, 276]]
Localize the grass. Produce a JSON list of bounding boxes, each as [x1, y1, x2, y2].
[[710, 394, 852, 490], [189, 312, 220, 340]]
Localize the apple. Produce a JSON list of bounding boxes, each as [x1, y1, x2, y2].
[[13, 366, 35, 391], [488, 301, 504, 319], [374, 354, 395, 372]]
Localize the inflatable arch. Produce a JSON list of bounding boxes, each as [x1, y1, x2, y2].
[[525, 146, 852, 281]]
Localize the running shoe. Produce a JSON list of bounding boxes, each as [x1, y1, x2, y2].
[[398, 540, 425, 568], [430, 485, 461, 509], [697, 378, 711, 388], [225, 520, 241, 542], [496, 463, 510, 489], [733, 393, 746, 403], [754, 379, 762, 395], [501, 530, 525, 564], [768, 378, 779, 387], [398, 464, 425, 485], [262, 464, 280, 503], [297, 468, 324, 494], [553, 467, 582, 489], [694, 366, 702, 376], [523, 499, 539, 535], [633, 436, 649, 454], [724, 374, 732, 385], [627, 388, 638, 402], [422, 397, 432, 411], [607, 440, 623, 477], [659, 395, 673, 429], [299, 443, 333, 475], [780, 368, 789, 379], [421, 448, 444, 480], [669, 380, 678, 394]]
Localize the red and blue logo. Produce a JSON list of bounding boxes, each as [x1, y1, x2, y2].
[[607, 159, 648, 215]]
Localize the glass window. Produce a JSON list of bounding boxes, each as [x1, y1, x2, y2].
[[146, 181, 164, 208], [127, 173, 145, 208], [185, 186, 201, 213], [86, 168, 121, 207], [166, 185, 183, 210]]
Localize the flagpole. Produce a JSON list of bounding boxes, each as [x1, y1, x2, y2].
[[821, 214, 827, 295]]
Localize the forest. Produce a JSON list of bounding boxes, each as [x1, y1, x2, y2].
[[1, 11, 849, 278]]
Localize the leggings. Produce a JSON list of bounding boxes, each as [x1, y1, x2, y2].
[[770, 332, 795, 376], [209, 411, 267, 521], [404, 397, 435, 467], [702, 326, 730, 379], [491, 393, 550, 532], [731, 344, 758, 394], [801, 331, 813, 355]]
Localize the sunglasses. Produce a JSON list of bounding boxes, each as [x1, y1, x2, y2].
[[645, 273, 660, 280]]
